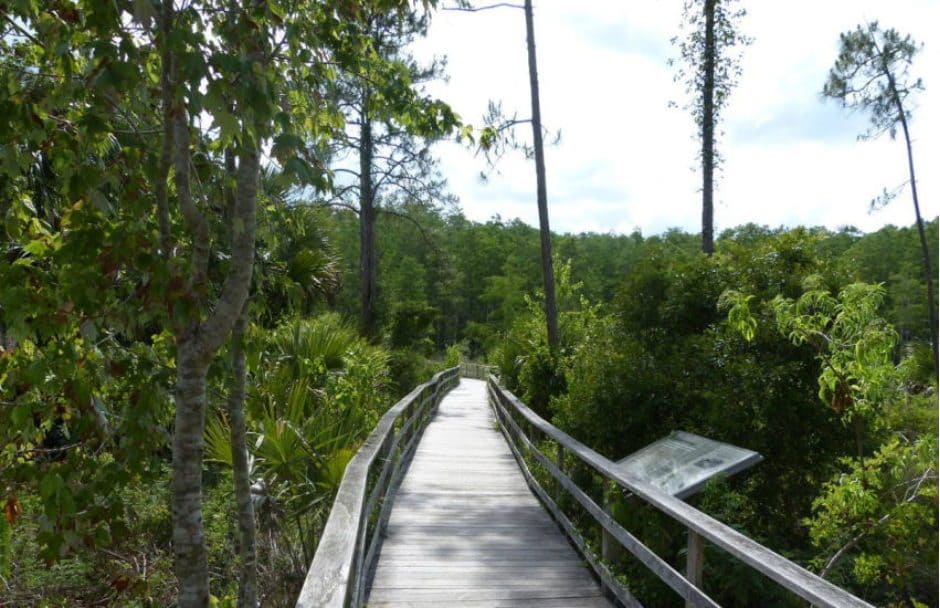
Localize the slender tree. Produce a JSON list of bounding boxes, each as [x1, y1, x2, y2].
[[446, 0, 560, 349], [523, 0, 559, 349], [823, 22, 937, 369], [160, 0, 264, 598], [0, 1, 440, 604], [327, 8, 455, 339], [226, 306, 257, 607], [701, 0, 716, 255], [154, 1, 404, 603], [222, 146, 258, 607], [672, 0, 750, 255]]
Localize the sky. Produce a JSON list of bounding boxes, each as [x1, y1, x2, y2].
[[411, 1, 939, 237]]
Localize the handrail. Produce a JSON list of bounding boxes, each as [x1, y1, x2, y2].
[[486, 375, 875, 608], [295, 367, 460, 608], [459, 361, 492, 380]]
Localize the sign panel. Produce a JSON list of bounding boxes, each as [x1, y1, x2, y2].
[[615, 431, 762, 499]]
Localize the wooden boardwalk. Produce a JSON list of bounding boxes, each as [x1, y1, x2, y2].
[[365, 378, 613, 608]]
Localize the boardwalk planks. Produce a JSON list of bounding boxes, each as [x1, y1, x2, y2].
[[365, 379, 613, 608]]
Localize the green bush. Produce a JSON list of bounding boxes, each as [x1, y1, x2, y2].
[[509, 232, 939, 606], [388, 348, 444, 397], [444, 343, 462, 368]]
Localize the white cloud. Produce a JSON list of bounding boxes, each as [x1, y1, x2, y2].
[[414, 1, 939, 236]]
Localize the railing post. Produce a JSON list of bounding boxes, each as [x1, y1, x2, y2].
[[601, 488, 623, 563], [554, 443, 564, 502], [685, 528, 704, 607], [401, 401, 412, 450]]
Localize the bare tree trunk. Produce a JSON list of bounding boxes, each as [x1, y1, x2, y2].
[[882, 58, 938, 368], [228, 305, 258, 608], [359, 100, 379, 339], [170, 139, 260, 608], [163, 5, 210, 600], [524, 0, 559, 350], [172, 344, 211, 607], [221, 147, 259, 608], [701, 0, 716, 255], [894, 99, 938, 368]]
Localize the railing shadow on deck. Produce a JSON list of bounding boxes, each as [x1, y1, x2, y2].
[[295, 366, 460, 608], [486, 375, 875, 608]]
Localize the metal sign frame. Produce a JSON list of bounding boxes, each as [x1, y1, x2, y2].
[[615, 430, 763, 499]]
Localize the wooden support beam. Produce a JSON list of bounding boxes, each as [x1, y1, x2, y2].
[[686, 529, 705, 608], [601, 491, 624, 564]]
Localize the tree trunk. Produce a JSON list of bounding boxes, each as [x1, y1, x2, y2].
[[882, 61, 938, 368], [359, 100, 379, 339], [222, 149, 258, 608], [228, 306, 258, 608], [170, 144, 260, 608], [524, 0, 560, 350], [895, 101, 937, 368], [155, 0, 174, 257], [172, 343, 211, 608], [701, 0, 716, 255], [162, 2, 262, 604]]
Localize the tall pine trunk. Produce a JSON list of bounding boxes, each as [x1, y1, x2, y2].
[[701, 0, 716, 255], [359, 99, 378, 339], [524, 0, 559, 350], [891, 84, 938, 367]]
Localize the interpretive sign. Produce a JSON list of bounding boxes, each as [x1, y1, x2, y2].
[[615, 431, 762, 499]]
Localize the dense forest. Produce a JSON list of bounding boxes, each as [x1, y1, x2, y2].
[[0, 1, 937, 607]]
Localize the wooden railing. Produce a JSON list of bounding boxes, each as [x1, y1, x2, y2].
[[459, 361, 492, 380], [295, 367, 460, 608], [487, 375, 875, 608]]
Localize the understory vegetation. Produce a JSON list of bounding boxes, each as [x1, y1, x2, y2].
[[495, 223, 938, 607]]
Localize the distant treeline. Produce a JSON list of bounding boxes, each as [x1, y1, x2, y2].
[[317, 202, 937, 358]]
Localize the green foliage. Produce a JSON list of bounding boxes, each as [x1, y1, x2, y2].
[[0, 514, 11, 580], [2, 477, 185, 606], [725, 278, 899, 422], [203, 314, 393, 595], [719, 234, 937, 605], [822, 22, 922, 140], [388, 300, 437, 351], [0, 0, 461, 601], [444, 343, 462, 368], [245, 312, 391, 479], [839, 222, 939, 343], [719, 290, 757, 341], [387, 349, 445, 398], [772, 281, 899, 421], [254, 203, 340, 325], [504, 227, 939, 606], [807, 434, 937, 606], [493, 259, 598, 417]]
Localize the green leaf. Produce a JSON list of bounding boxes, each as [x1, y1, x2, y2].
[[23, 239, 49, 257]]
